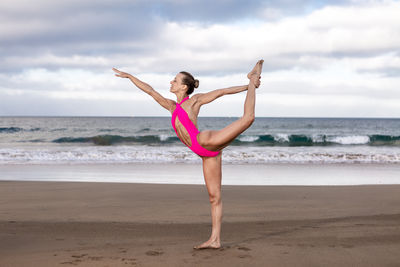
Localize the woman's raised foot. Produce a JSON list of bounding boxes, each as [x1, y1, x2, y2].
[[247, 59, 264, 79]]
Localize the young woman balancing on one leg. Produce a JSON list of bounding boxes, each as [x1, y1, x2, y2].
[[112, 60, 263, 249]]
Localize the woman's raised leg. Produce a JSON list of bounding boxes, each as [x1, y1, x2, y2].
[[198, 60, 263, 151], [194, 153, 223, 249]]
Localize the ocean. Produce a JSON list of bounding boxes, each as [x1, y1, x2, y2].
[[1, 116, 399, 165]]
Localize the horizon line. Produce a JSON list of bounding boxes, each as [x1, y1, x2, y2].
[[1, 115, 399, 119]]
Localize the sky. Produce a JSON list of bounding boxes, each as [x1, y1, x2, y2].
[[1, 0, 399, 117]]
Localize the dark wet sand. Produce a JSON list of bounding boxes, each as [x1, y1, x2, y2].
[[1, 181, 400, 266]]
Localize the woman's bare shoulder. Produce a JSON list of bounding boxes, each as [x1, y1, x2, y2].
[[190, 93, 205, 104]]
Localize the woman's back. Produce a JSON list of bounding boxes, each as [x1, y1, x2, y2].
[[171, 96, 201, 148]]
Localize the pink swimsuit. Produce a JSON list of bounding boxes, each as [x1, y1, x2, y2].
[[171, 97, 220, 157]]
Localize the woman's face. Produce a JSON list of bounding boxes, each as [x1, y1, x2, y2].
[[170, 73, 186, 93]]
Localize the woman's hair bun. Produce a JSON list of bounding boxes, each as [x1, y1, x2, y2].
[[180, 71, 199, 95]]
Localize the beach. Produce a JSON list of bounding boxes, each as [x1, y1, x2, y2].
[[2, 0, 400, 265], [1, 163, 400, 266]]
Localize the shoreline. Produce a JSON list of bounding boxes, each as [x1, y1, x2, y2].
[[1, 162, 400, 185]]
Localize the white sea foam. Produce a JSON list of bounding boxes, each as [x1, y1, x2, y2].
[[159, 134, 170, 141], [328, 135, 370, 145], [1, 145, 399, 165], [311, 134, 326, 143], [275, 134, 290, 142], [238, 136, 259, 142]]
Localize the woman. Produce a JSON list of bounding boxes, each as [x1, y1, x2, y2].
[[112, 60, 263, 249]]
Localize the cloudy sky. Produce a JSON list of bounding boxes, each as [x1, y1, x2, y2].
[[1, 0, 399, 117]]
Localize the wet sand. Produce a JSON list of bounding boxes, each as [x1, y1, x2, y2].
[[1, 180, 400, 266]]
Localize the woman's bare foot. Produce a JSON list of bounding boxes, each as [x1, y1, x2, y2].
[[247, 59, 264, 79], [193, 239, 221, 250], [247, 60, 264, 88]]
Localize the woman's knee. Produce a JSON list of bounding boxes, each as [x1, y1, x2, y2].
[[209, 193, 221, 205]]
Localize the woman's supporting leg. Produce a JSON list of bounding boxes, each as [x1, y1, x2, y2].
[[194, 153, 223, 249], [197, 60, 263, 151]]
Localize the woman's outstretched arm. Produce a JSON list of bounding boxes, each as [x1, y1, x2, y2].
[[193, 85, 251, 106], [194, 71, 261, 106], [113, 68, 175, 112]]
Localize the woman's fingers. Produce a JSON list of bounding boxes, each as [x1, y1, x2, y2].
[[112, 67, 121, 74], [112, 68, 124, 75], [112, 68, 129, 78]]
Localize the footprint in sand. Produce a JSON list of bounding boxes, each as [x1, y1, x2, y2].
[[60, 254, 88, 265], [71, 254, 88, 259], [145, 250, 164, 256], [60, 259, 82, 265], [122, 258, 138, 265], [88, 256, 104, 261], [237, 246, 251, 251], [238, 255, 252, 259], [119, 248, 128, 253]]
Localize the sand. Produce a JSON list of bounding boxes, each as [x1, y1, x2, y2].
[[1, 179, 400, 266]]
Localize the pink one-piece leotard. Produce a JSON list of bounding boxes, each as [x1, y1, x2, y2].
[[171, 96, 220, 157]]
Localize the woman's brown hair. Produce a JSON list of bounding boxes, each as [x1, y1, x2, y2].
[[180, 71, 199, 95]]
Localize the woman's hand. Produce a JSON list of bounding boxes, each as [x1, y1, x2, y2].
[[112, 68, 131, 78]]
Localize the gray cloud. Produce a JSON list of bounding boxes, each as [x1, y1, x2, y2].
[[1, 0, 399, 117], [358, 67, 400, 77], [148, 0, 354, 22], [0, 0, 356, 70]]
